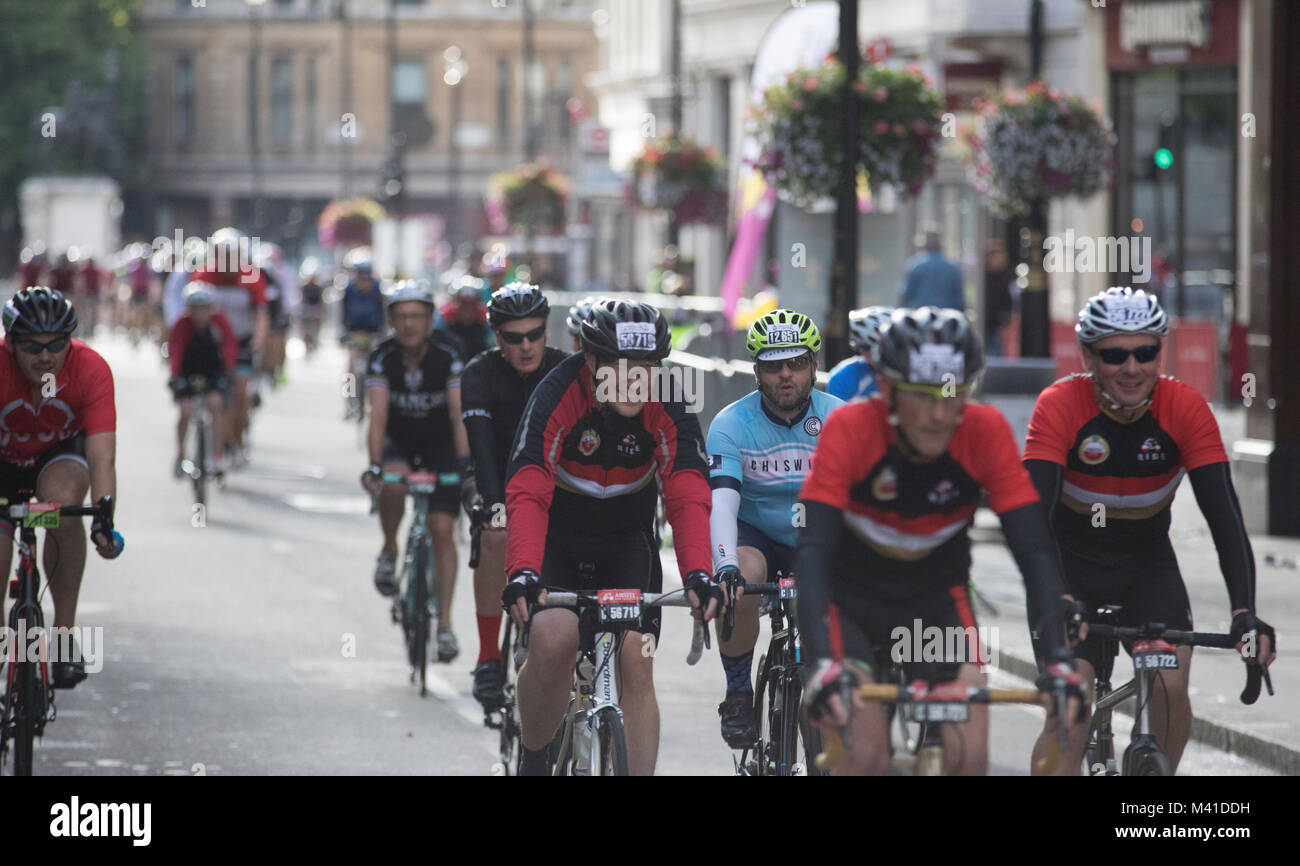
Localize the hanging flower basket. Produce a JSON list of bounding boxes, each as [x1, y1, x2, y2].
[[488, 163, 569, 235], [318, 198, 387, 249], [631, 134, 728, 226], [967, 82, 1114, 218], [751, 55, 944, 209]]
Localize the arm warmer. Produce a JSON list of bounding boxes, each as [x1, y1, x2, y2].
[[1188, 462, 1256, 612], [999, 502, 1068, 662], [792, 500, 844, 663], [709, 486, 741, 573]]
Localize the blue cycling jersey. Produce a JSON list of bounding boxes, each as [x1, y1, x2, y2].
[[706, 388, 845, 549], [342, 281, 386, 333], [826, 356, 879, 401]]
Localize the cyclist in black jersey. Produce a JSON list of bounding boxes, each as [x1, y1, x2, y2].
[[361, 280, 471, 663], [460, 283, 568, 710]]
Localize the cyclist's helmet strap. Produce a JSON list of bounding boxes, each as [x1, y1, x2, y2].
[[3, 286, 78, 337], [579, 299, 670, 361]]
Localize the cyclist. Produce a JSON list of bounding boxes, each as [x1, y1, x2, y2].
[[794, 307, 1082, 775], [564, 296, 598, 352], [707, 309, 844, 747], [1023, 286, 1276, 774], [0, 287, 123, 688], [341, 250, 385, 414], [298, 257, 326, 354], [360, 281, 471, 663], [826, 306, 891, 401], [459, 282, 568, 711], [255, 242, 292, 389], [167, 282, 236, 478], [163, 236, 209, 332], [437, 276, 494, 361], [502, 299, 721, 776], [189, 227, 268, 466]]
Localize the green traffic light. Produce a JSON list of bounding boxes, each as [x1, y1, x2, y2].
[[1154, 148, 1174, 170]]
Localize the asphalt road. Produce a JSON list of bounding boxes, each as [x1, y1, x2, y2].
[[20, 330, 1275, 776]]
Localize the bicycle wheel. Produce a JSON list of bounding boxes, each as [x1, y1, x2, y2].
[[595, 708, 630, 777], [791, 666, 826, 777], [1124, 743, 1173, 777], [497, 620, 522, 775], [193, 420, 207, 506], [751, 653, 773, 775], [11, 660, 38, 776], [407, 542, 432, 695]]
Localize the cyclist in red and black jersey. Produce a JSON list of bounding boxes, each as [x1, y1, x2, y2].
[[1024, 287, 1275, 774], [167, 282, 237, 477], [501, 300, 720, 776], [459, 283, 568, 711], [795, 308, 1081, 775], [0, 288, 123, 689]]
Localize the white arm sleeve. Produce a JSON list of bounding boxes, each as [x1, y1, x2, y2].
[[710, 486, 741, 573]]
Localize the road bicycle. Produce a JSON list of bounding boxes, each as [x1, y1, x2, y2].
[[179, 374, 224, 508], [0, 496, 122, 776], [731, 575, 825, 777], [371, 469, 459, 696], [1083, 605, 1272, 776], [531, 588, 706, 776], [344, 333, 373, 431]]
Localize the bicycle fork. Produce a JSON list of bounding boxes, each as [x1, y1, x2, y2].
[[572, 631, 620, 776]]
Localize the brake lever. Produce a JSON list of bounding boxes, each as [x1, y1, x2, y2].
[[838, 677, 854, 750], [721, 579, 736, 644]]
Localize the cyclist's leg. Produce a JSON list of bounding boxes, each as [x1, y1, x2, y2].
[[33, 447, 91, 630], [0, 464, 31, 626], [940, 662, 989, 776], [516, 606, 579, 752], [474, 527, 508, 656], [175, 395, 195, 462], [427, 510, 458, 629], [607, 530, 661, 776], [206, 390, 227, 462], [378, 454, 410, 559], [824, 585, 893, 776]]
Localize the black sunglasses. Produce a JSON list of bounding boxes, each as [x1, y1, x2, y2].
[[498, 324, 546, 345], [756, 354, 812, 374], [15, 336, 70, 356], [1091, 344, 1160, 366]]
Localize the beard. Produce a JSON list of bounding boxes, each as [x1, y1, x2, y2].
[[759, 376, 813, 412]]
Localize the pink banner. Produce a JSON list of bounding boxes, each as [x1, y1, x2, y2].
[[720, 181, 775, 326]]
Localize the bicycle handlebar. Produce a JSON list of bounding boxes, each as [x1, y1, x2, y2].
[[535, 591, 708, 666]]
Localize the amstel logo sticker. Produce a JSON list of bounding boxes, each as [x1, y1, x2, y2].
[[579, 428, 600, 456], [872, 466, 899, 501], [1078, 434, 1110, 465]]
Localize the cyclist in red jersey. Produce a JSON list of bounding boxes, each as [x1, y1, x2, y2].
[[0, 288, 122, 688], [795, 308, 1082, 775], [167, 282, 237, 476], [501, 300, 721, 776], [189, 228, 268, 464], [1023, 287, 1275, 774]]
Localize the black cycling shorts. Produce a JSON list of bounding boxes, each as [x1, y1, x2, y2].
[[1032, 537, 1193, 671], [173, 374, 230, 402], [828, 577, 982, 686], [540, 527, 665, 644], [0, 433, 88, 532], [380, 439, 460, 516], [737, 519, 796, 580], [235, 336, 255, 374]]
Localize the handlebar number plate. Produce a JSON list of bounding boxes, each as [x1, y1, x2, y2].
[[407, 472, 438, 495], [1132, 639, 1179, 671], [778, 577, 796, 600], [597, 589, 643, 625], [907, 702, 969, 724], [22, 503, 60, 529]]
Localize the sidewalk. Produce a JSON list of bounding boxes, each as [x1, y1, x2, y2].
[[968, 402, 1297, 773]]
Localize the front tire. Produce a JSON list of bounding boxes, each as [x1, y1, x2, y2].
[[1124, 743, 1173, 777], [595, 709, 630, 777]]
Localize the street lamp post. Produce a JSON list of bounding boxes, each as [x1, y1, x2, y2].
[[444, 47, 467, 257], [828, 0, 859, 367], [1020, 0, 1050, 358], [667, 0, 682, 250], [247, 0, 267, 234], [522, 0, 537, 162]]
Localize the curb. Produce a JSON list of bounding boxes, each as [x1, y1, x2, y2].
[[993, 646, 1299, 775]]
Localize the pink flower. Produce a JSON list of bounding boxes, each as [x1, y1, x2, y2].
[[874, 86, 888, 102], [804, 77, 818, 91], [893, 124, 906, 136], [912, 120, 929, 134], [874, 121, 889, 135]]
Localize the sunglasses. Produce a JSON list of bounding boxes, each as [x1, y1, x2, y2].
[[498, 324, 546, 345], [1091, 344, 1160, 366], [756, 354, 812, 374], [15, 336, 70, 355]]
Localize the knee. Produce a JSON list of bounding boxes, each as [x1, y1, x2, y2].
[[619, 646, 655, 692]]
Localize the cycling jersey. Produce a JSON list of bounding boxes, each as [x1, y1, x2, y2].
[[436, 301, 494, 361], [365, 335, 464, 464], [707, 388, 844, 569], [168, 312, 237, 380], [300, 281, 324, 307], [190, 266, 267, 340], [0, 339, 115, 467], [795, 398, 1067, 663], [825, 356, 880, 402], [460, 346, 569, 508], [342, 281, 386, 334], [1023, 372, 1253, 614], [505, 353, 712, 581]]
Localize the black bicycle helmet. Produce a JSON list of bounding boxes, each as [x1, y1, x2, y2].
[[579, 299, 671, 361], [3, 286, 78, 337], [566, 296, 598, 337], [487, 281, 549, 327], [873, 307, 983, 387]]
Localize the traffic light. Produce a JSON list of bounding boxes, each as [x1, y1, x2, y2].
[[381, 133, 407, 214], [1154, 148, 1174, 170], [1154, 115, 1175, 172]]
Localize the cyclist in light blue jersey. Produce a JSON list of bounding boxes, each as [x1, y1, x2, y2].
[[707, 308, 845, 748], [826, 306, 892, 402]]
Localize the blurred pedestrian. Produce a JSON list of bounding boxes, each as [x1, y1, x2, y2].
[[983, 237, 1014, 357], [899, 224, 965, 313]]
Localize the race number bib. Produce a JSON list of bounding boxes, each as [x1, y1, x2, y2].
[[597, 589, 643, 624], [908, 345, 965, 384], [1105, 295, 1151, 327], [767, 325, 799, 346], [615, 322, 657, 352]]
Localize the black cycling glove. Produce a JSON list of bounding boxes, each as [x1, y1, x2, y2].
[[502, 569, 544, 611]]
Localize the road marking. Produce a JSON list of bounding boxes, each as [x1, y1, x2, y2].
[[281, 493, 372, 514]]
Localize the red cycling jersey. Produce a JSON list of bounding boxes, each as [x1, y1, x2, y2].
[[168, 311, 238, 377], [0, 340, 116, 466]]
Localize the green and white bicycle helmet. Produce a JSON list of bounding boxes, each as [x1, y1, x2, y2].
[[746, 309, 822, 361]]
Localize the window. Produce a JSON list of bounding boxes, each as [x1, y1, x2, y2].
[[392, 60, 433, 147], [305, 56, 317, 151], [393, 61, 426, 105], [271, 57, 293, 144], [496, 59, 511, 149], [175, 56, 194, 145]]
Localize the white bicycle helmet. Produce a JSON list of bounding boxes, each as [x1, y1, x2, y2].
[[1075, 286, 1169, 344], [848, 306, 893, 356]]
